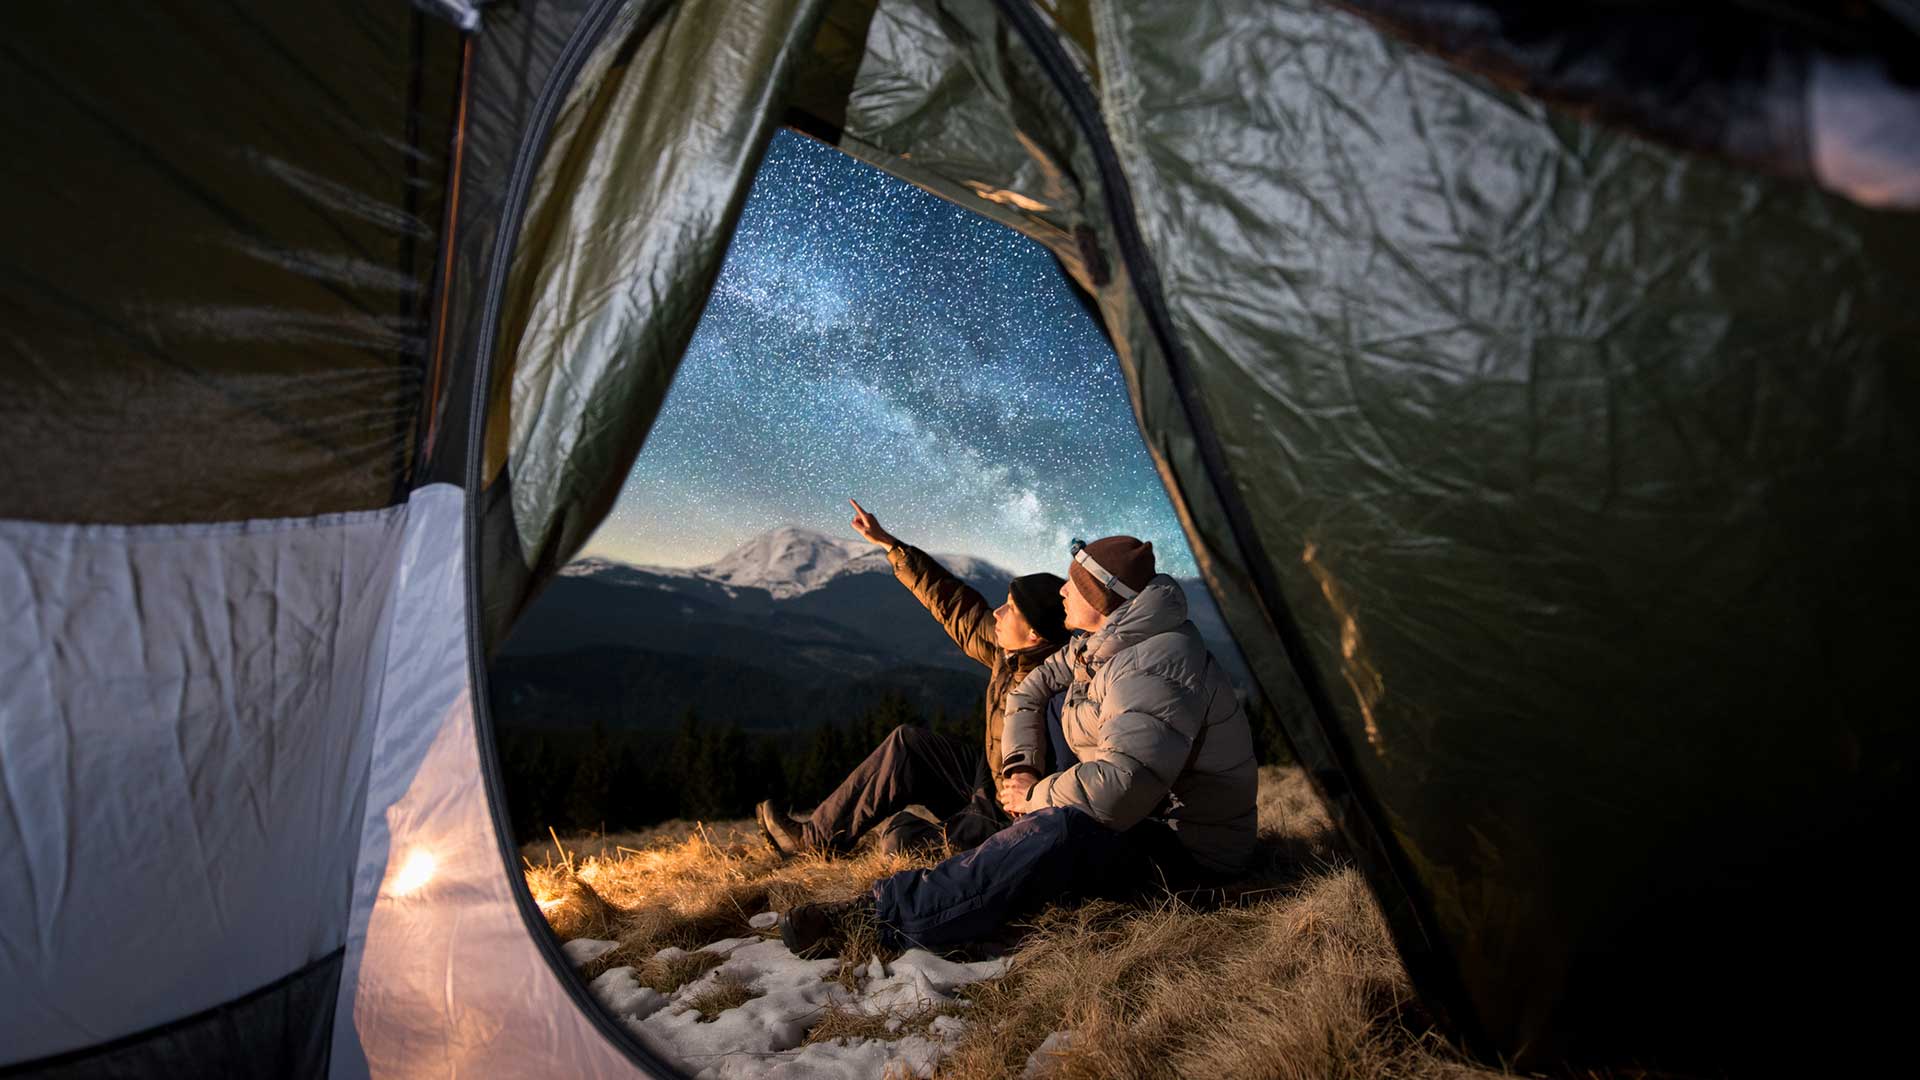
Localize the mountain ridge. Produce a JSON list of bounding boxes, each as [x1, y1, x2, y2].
[[566, 525, 1016, 602], [531, 525, 1253, 693]]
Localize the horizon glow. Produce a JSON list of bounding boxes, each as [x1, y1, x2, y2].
[[579, 130, 1197, 579]]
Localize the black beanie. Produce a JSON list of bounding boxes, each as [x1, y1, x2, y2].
[[1008, 572, 1069, 645]]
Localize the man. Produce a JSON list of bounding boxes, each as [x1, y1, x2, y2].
[[754, 499, 1071, 859], [781, 534, 1257, 956]]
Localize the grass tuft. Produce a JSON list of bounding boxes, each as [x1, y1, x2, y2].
[[639, 948, 726, 995], [683, 972, 759, 1021], [804, 1001, 967, 1045]]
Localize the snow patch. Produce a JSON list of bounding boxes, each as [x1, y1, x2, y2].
[[562, 938, 619, 966], [630, 939, 847, 1074], [857, 950, 1006, 1016], [750, 1034, 946, 1079], [578, 937, 1009, 1079], [588, 967, 669, 1022]]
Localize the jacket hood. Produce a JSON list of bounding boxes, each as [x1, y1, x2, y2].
[[1087, 574, 1188, 661]]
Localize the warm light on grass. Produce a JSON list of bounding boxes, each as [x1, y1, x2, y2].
[[388, 848, 437, 897], [525, 770, 1503, 1078]]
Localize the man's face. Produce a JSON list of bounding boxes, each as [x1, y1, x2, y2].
[[993, 590, 1042, 651], [1061, 576, 1105, 633]]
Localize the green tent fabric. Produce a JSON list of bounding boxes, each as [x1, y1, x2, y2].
[[482, 0, 1920, 1070], [3, 0, 1916, 1076]]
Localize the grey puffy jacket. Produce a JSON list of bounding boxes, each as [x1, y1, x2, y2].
[[1001, 575, 1257, 874]]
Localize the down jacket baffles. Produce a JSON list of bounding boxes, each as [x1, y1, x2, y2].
[[1001, 574, 1257, 875]]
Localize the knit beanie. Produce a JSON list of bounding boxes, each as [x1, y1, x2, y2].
[[1069, 536, 1155, 615], [1008, 572, 1069, 645]]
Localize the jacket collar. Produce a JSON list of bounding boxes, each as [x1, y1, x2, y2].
[[1007, 637, 1063, 675], [1085, 575, 1187, 661]]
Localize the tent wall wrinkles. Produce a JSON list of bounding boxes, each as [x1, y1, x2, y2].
[[0, 505, 410, 1065], [478, 0, 1920, 1070], [0, 5, 460, 525], [332, 484, 660, 1078], [1092, 0, 1920, 1066], [474, 0, 833, 652]]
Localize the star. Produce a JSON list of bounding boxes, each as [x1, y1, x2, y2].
[[584, 130, 1196, 578]]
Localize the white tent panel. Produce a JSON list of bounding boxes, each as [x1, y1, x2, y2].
[[331, 484, 645, 1078], [0, 503, 409, 1063]]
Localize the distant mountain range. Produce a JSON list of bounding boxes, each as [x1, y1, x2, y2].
[[656, 525, 1010, 600], [493, 525, 1251, 733]]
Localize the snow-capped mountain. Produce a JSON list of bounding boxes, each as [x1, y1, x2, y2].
[[567, 526, 1016, 601], [524, 525, 1251, 691], [498, 524, 1258, 737], [701, 526, 880, 599]]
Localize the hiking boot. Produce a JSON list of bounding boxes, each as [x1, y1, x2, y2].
[[755, 800, 811, 858], [779, 895, 877, 959]]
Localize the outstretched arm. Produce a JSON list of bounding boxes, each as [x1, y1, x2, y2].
[[851, 498, 997, 667]]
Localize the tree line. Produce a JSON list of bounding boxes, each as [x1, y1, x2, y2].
[[495, 690, 982, 842], [497, 683, 1292, 842]]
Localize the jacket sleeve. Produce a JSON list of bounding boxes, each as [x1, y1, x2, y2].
[[999, 649, 1072, 776], [1023, 667, 1194, 830], [888, 544, 997, 668]]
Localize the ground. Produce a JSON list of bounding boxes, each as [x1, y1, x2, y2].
[[526, 766, 1508, 1079]]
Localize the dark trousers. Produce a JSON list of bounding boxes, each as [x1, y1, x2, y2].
[[870, 805, 1202, 951], [804, 726, 1001, 854]]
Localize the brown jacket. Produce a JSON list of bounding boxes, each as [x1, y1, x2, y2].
[[888, 544, 1060, 806]]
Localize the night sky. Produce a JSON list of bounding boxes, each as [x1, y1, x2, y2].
[[582, 130, 1195, 578]]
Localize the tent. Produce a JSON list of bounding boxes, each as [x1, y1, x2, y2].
[[3, 0, 1916, 1075]]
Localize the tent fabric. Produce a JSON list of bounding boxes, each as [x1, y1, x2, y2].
[[0, 3, 461, 525], [1810, 51, 1920, 207], [477, 0, 1919, 1070], [0, 504, 412, 1063], [415, 0, 612, 489], [1077, 2, 1920, 1065], [485, 0, 829, 632], [332, 484, 663, 1078], [1, 949, 344, 1080], [4, 0, 1917, 1076], [1330, 1, 1920, 209]]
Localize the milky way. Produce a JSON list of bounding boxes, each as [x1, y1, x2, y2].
[[582, 130, 1195, 577]]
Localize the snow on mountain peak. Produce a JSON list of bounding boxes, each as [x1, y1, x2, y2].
[[700, 525, 875, 599], [571, 526, 1018, 599]]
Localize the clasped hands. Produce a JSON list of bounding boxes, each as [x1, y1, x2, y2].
[[1000, 769, 1039, 817]]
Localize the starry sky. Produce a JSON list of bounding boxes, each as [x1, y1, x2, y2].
[[581, 129, 1196, 578]]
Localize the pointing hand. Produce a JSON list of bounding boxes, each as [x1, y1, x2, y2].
[[848, 499, 897, 549]]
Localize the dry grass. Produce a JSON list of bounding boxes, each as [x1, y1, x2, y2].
[[638, 948, 726, 995], [802, 1001, 967, 1046], [524, 819, 944, 986], [528, 767, 1510, 1079], [929, 766, 1497, 1080], [683, 971, 761, 1021], [933, 874, 1487, 1079]]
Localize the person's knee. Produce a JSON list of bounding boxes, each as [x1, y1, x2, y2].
[[999, 806, 1083, 848], [1023, 805, 1091, 830], [875, 808, 941, 857]]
